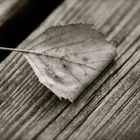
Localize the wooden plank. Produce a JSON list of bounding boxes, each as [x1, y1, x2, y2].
[[0, 0, 140, 140]]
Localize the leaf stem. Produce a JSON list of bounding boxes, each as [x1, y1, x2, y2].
[[0, 46, 97, 71], [0, 46, 43, 55]]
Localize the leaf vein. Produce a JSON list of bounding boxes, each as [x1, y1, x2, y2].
[[64, 49, 113, 57]]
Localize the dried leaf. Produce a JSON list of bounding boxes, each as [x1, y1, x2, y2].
[[24, 24, 116, 102]]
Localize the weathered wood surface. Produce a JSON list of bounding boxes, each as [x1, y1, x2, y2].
[[0, 0, 140, 140]]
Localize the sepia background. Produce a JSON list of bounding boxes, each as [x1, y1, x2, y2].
[[0, 0, 140, 140]]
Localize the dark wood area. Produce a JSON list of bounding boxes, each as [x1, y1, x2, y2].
[[0, 0, 64, 62]]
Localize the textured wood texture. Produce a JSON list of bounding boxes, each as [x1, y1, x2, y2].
[[0, 0, 140, 140]]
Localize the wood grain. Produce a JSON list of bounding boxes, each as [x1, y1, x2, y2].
[[0, 0, 140, 140]]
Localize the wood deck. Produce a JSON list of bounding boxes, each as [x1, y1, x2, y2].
[[0, 0, 140, 139]]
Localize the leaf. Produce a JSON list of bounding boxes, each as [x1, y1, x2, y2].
[[23, 24, 116, 102]]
